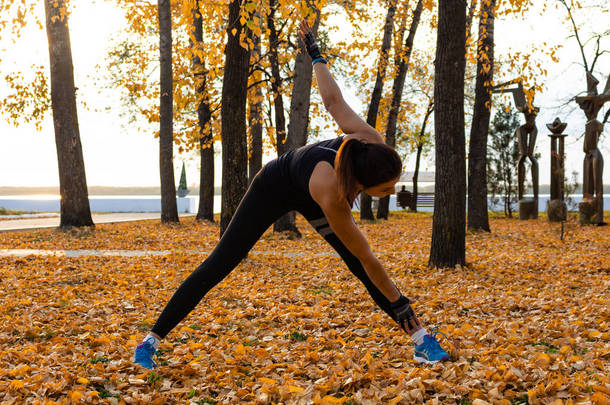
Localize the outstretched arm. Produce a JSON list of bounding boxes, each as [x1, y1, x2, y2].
[[309, 162, 422, 333], [299, 20, 383, 143], [309, 162, 400, 301]]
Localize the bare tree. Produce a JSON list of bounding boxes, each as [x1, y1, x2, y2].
[[557, 0, 610, 124]]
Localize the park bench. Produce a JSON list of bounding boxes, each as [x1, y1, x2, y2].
[[396, 188, 435, 210], [415, 192, 435, 208]]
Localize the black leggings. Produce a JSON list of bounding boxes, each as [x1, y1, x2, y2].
[[151, 161, 398, 339]]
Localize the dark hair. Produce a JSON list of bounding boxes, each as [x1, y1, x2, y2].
[[334, 138, 402, 200]]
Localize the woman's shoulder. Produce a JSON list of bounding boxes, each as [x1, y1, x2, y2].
[[308, 161, 343, 207], [343, 131, 385, 144]]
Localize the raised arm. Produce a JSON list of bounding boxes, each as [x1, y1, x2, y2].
[[298, 20, 383, 143]]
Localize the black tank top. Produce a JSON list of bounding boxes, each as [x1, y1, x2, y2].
[[276, 135, 346, 202]]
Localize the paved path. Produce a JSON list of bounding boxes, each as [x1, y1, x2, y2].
[[0, 248, 341, 258], [0, 213, 195, 233]]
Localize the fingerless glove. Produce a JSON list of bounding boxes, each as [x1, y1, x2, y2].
[[302, 31, 327, 65], [390, 295, 419, 333]]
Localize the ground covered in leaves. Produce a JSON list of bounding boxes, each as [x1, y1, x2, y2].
[[0, 212, 608, 404]]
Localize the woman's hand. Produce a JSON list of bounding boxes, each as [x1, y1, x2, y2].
[[391, 295, 423, 334], [298, 19, 324, 62]]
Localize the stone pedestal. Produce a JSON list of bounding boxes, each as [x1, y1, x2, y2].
[[546, 199, 566, 222], [579, 199, 603, 225], [519, 198, 538, 220]]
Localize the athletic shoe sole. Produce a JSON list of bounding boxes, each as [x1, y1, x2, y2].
[[414, 355, 443, 364]]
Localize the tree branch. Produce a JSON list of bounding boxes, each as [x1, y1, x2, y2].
[[590, 37, 609, 72], [557, 0, 589, 72], [590, 34, 601, 71], [249, 47, 274, 70], [247, 77, 271, 90]]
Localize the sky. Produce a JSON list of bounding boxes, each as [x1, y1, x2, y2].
[[0, 0, 608, 190]]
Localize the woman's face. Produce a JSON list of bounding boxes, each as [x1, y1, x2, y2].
[[363, 175, 400, 198]]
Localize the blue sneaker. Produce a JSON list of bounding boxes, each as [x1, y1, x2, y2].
[[134, 338, 158, 369], [414, 327, 450, 364]]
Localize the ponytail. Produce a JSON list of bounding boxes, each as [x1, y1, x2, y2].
[[334, 137, 402, 201], [335, 138, 361, 201]]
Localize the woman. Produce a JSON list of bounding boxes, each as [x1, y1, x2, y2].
[[134, 20, 449, 368]]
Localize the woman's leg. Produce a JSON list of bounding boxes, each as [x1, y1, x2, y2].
[[151, 173, 290, 339], [304, 214, 397, 322], [306, 215, 450, 363]]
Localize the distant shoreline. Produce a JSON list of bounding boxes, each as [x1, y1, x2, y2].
[[0, 186, 221, 196], [1, 184, 600, 196]]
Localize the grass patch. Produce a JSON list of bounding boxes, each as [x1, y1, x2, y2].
[[90, 356, 110, 364], [0, 208, 34, 215], [532, 341, 559, 353], [24, 328, 57, 341], [510, 393, 529, 404], [146, 371, 161, 385], [286, 331, 308, 341], [137, 320, 154, 332], [195, 398, 218, 405], [308, 285, 333, 295], [96, 386, 121, 400]]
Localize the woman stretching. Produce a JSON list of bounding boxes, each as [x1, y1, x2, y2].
[[134, 20, 449, 368]]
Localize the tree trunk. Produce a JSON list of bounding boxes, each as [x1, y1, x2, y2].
[[505, 160, 513, 218], [44, 0, 93, 229], [273, 7, 322, 236], [360, 0, 397, 221], [267, 0, 287, 157], [285, 7, 320, 153], [158, 0, 179, 223], [220, 0, 250, 235], [191, 0, 215, 222], [411, 102, 433, 212], [248, 21, 263, 185], [467, 0, 495, 232], [267, 0, 291, 234], [429, 0, 467, 268], [465, 0, 478, 49], [412, 144, 422, 212], [377, 0, 424, 219], [198, 139, 215, 221]]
